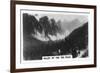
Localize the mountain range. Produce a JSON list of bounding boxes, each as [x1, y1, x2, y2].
[[23, 13, 88, 60]]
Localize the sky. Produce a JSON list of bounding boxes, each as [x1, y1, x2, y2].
[[35, 13, 88, 23]]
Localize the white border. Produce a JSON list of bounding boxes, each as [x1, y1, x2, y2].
[[16, 4, 94, 69]]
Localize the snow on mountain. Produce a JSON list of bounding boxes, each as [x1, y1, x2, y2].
[[32, 29, 70, 41]]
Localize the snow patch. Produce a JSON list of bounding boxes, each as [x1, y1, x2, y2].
[[32, 30, 70, 42]]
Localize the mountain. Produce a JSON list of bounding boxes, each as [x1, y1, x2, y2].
[[23, 13, 88, 60], [65, 22, 88, 50], [62, 22, 88, 57]]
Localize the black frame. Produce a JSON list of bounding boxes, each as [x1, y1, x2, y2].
[[10, 0, 97, 73]]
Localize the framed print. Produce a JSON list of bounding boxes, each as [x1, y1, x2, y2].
[[10, 0, 97, 73]]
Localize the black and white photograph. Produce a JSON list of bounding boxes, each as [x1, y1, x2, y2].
[[23, 12, 88, 60], [11, 1, 96, 72]]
